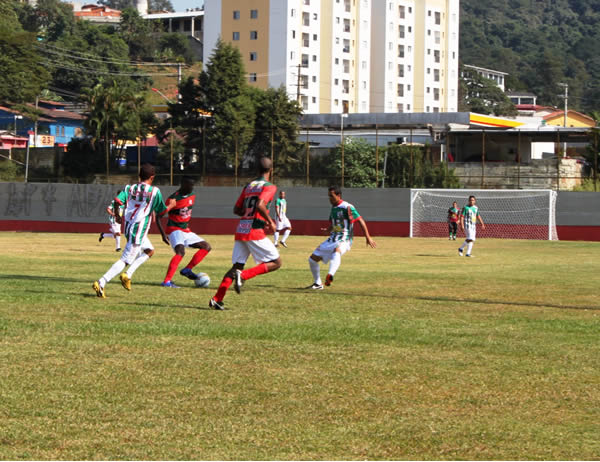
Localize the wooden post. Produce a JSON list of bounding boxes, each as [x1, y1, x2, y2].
[[271, 127, 275, 183], [517, 130, 521, 189], [306, 129, 310, 186], [481, 129, 486, 189], [556, 130, 560, 191], [409, 128, 414, 187], [234, 137, 238, 187], [594, 130, 598, 192], [375, 123, 379, 187]]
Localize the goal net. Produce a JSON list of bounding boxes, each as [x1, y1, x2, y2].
[[410, 189, 558, 240]]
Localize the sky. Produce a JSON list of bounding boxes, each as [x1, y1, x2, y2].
[[170, 0, 203, 12]]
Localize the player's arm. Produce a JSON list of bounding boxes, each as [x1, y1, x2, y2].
[[460, 213, 465, 231], [106, 205, 115, 217], [154, 211, 170, 245], [275, 205, 281, 221], [357, 217, 377, 248], [256, 199, 276, 232], [233, 189, 245, 216], [478, 214, 486, 230]]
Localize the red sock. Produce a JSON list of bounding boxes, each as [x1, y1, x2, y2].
[[241, 263, 269, 281], [185, 248, 209, 269], [164, 254, 183, 283], [214, 276, 233, 302]]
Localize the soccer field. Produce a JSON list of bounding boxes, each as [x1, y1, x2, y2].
[[1, 232, 599, 460]]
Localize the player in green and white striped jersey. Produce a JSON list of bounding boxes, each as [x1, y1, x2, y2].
[[307, 186, 377, 289], [458, 195, 485, 258], [93, 164, 168, 298]]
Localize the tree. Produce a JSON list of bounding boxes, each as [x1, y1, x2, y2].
[[0, 18, 50, 105], [460, 66, 517, 116], [247, 86, 303, 174], [119, 8, 158, 61], [149, 0, 174, 12]]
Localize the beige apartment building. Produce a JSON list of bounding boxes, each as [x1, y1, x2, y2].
[[204, 0, 459, 114]]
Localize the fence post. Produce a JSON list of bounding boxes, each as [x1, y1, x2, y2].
[[306, 129, 310, 186], [481, 129, 486, 188]]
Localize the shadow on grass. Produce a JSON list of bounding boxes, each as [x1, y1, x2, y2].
[[416, 295, 600, 311]]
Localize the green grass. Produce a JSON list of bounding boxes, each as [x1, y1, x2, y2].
[[1, 232, 599, 460]]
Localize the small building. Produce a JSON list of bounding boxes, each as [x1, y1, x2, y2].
[[543, 110, 596, 128], [72, 3, 121, 25], [463, 64, 509, 91]]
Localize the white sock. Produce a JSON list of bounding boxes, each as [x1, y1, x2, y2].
[[100, 260, 127, 287], [104, 233, 114, 239], [459, 240, 467, 250], [126, 252, 150, 277], [467, 242, 474, 255], [328, 252, 342, 277], [282, 229, 291, 243], [115, 236, 121, 249], [309, 257, 321, 285], [273, 231, 279, 244]]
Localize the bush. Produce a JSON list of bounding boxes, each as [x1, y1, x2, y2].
[[0, 159, 20, 181]]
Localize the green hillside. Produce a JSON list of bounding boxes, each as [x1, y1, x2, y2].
[[460, 0, 600, 113]]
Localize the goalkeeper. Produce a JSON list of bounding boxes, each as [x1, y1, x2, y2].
[[447, 201, 459, 240]]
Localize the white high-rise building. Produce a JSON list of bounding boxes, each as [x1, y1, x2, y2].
[[204, 0, 459, 114]]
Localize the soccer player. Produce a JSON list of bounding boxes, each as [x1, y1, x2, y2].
[[447, 201, 459, 240], [158, 176, 211, 288], [273, 190, 292, 248], [458, 195, 485, 258], [92, 163, 168, 298], [99, 192, 123, 251], [307, 186, 377, 289], [208, 157, 281, 310]]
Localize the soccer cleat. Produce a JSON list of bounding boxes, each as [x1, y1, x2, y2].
[[458, 248, 464, 256], [119, 273, 131, 291], [281, 241, 288, 248], [99, 232, 104, 243], [161, 281, 181, 288], [448, 236, 452, 240], [466, 254, 474, 258], [92, 281, 105, 298], [115, 248, 121, 252], [234, 269, 244, 294], [274, 243, 279, 247], [209, 298, 225, 310], [306, 283, 323, 290], [324, 274, 334, 286], [180, 268, 199, 280]]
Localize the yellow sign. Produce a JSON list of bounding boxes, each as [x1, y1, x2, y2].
[[36, 135, 55, 146]]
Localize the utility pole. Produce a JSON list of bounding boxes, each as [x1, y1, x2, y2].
[[558, 83, 569, 157]]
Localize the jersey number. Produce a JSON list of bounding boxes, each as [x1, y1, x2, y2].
[[242, 196, 259, 219]]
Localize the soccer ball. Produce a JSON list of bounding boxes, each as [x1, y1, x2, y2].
[[194, 273, 211, 288]]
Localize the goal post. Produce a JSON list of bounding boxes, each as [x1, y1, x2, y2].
[[410, 189, 559, 240]]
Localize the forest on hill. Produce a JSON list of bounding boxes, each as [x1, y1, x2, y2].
[[460, 0, 600, 114]]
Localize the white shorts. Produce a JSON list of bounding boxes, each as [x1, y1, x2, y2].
[[465, 227, 477, 241], [109, 222, 121, 235], [312, 239, 351, 263], [169, 230, 204, 249], [120, 236, 154, 265], [232, 238, 280, 265], [276, 216, 291, 231]]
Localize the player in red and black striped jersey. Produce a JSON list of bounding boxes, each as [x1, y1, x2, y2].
[[157, 176, 211, 288], [209, 157, 281, 310]]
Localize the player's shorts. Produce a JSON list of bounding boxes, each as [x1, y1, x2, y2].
[[120, 236, 154, 265], [465, 226, 477, 241], [232, 238, 280, 265], [169, 230, 204, 249], [312, 239, 351, 263], [276, 216, 291, 231], [109, 222, 121, 235]]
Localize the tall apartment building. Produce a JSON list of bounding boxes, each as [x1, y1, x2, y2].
[[370, 0, 459, 113], [204, 0, 459, 114]]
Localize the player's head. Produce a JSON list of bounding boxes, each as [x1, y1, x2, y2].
[[180, 176, 195, 195], [258, 157, 272, 174], [328, 185, 342, 205], [452, 201, 457, 207], [279, 191, 286, 199], [139, 163, 155, 182], [468, 195, 476, 205]]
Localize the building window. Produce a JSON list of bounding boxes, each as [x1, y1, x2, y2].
[[233, 10, 240, 19], [434, 69, 440, 82], [250, 52, 257, 61], [434, 88, 440, 101], [399, 5, 405, 19], [397, 84, 404, 97], [313, 34, 318, 41], [312, 55, 317, 62], [435, 11, 441, 25], [232, 32, 240, 41], [303, 12, 310, 26], [302, 54, 309, 67], [250, 9, 258, 19], [312, 97, 316, 103], [399, 25, 405, 38], [250, 31, 258, 40], [249, 73, 257, 82], [398, 64, 404, 77], [302, 33, 309, 47], [291, 8, 296, 17], [398, 44, 404, 58]]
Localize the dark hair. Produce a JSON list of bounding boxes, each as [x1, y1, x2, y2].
[[181, 176, 195, 185], [258, 157, 272, 174], [469, 195, 476, 200], [328, 185, 342, 196], [139, 163, 155, 181]]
